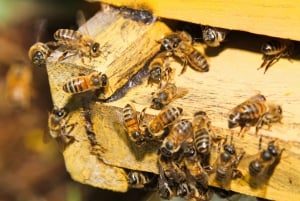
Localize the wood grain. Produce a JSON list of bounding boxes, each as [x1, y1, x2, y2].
[[90, 0, 300, 41], [46, 9, 300, 200]]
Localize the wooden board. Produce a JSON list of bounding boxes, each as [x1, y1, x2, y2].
[[46, 9, 300, 201], [90, 0, 300, 42]]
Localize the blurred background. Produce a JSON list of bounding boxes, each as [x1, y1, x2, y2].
[[0, 0, 148, 200]]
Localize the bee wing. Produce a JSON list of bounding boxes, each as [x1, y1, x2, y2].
[[76, 10, 86, 27]]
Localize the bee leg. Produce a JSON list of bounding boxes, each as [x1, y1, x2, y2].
[[179, 59, 188, 75], [263, 54, 282, 74], [232, 169, 243, 179]]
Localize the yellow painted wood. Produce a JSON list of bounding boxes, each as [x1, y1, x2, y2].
[[46, 9, 300, 200], [91, 0, 300, 41]]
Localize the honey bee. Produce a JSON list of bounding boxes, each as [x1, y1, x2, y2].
[[248, 140, 284, 188], [5, 63, 34, 109], [146, 106, 183, 138], [193, 111, 211, 156], [127, 170, 157, 189], [48, 106, 76, 146], [151, 83, 188, 110], [258, 39, 294, 74], [161, 31, 209, 74], [62, 71, 108, 94], [147, 51, 173, 87], [202, 25, 228, 47], [28, 42, 52, 67], [53, 29, 102, 61], [122, 104, 147, 145], [160, 119, 193, 157], [158, 165, 176, 200], [213, 138, 245, 190], [119, 7, 157, 24]]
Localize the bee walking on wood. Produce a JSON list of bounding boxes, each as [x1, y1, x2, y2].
[[48, 106, 76, 147], [258, 39, 294, 74], [122, 104, 147, 146], [127, 170, 157, 189], [62, 71, 108, 94]]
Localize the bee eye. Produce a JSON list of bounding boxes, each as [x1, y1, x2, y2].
[[92, 43, 100, 52], [261, 150, 272, 161], [132, 132, 140, 139], [166, 142, 173, 150]]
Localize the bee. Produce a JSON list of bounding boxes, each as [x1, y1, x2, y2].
[[122, 104, 147, 145], [53, 29, 102, 61], [160, 119, 193, 157], [182, 138, 209, 190], [62, 71, 108, 94], [202, 25, 228, 47], [248, 140, 284, 188], [151, 83, 187, 110], [158, 165, 176, 200], [146, 106, 183, 138], [48, 106, 76, 146], [28, 42, 52, 67], [193, 111, 211, 156], [119, 7, 157, 24], [127, 170, 157, 189], [228, 94, 267, 135], [161, 31, 209, 74], [258, 39, 294, 74], [213, 138, 245, 190], [147, 51, 173, 87], [5, 63, 34, 109]]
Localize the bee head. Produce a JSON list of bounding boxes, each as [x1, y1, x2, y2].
[[91, 42, 101, 57]]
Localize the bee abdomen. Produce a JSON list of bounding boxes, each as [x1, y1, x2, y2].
[[194, 128, 210, 155], [261, 40, 287, 55], [162, 107, 183, 125], [54, 29, 82, 41], [216, 166, 228, 181], [63, 78, 88, 93], [188, 51, 209, 72]]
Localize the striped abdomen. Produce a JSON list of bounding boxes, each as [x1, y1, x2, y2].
[[238, 102, 268, 120], [54, 29, 82, 42], [194, 128, 210, 155], [123, 104, 140, 138], [261, 40, 287, 56], [187, 50, 209, 72], [63, 77, 89, 93]]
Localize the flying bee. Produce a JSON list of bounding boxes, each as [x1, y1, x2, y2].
[[147, 51, 174, 87], [160, 31, 209, 74], [202, 25, 228, 47], [28, 42, 52, 67], [228, 94, 268, 135], [160, 119, 193, 157], [122, 104, 147, 146], [212, 137, 245, 190], [146, 106, 183, 138], [258, 39, 294, 74], [151, 83, 188, 110], [48, 106, 76, 146], [62, 71, 108, 94], [127, 170, 157, 189], [53, 29, 102, 61], [247, 140, 284, 189], [5, 63, 34, 110]]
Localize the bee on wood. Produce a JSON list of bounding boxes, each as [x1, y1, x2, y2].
[[160, 119, 193, 157], [119, 7, 157, 24], [158, 165, 176, 200], [247, 140, 284, 189], [161, 31, 209, 74], [127, 170, 157, 189], [202, 25, 228, 47], [212, 137, 245, 190], [150, 83, 188, 110], [48, 106, 76, 146], [52, 29, 102, 62], [147, 51, 174, 87], [146, 106, 183, 138], [28, 42, 52, 67], [258, 39, 294, 74], [62, 71, 108, 94], [122, 104, 147, 146], [5, 63, 34, 110]]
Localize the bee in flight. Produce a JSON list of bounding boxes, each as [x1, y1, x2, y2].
[[48, 106, 77, 147], [160, 31, 209, 74], [150, 82, 188, 110], [122, 104, 147, 146], [228, 94, 282, 136], [202, 25, 229, 47], [51, 28, 103, 62], [258, 39, 294, 74], [246, 139, 284, 189], [62, 71, 108, 94]]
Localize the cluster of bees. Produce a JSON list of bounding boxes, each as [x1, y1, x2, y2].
[[26, 5, 292, 201]]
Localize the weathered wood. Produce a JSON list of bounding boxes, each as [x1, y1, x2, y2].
[[90, 0, 300, 42], [46, 9, 300, 201]]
